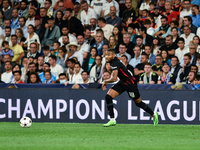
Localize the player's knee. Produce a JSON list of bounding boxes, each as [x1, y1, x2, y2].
[[105, 94, 113, 105]]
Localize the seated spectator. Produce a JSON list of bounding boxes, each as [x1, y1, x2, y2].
[[49, 55, 64, 79], [180, 26, 195, 47], [135, 35, 145, 53], [186, 71, 196, 84], [154, 6, 162, 30], [82, 47, 97, 73], [170, 56, 182, 83], [122, 17, 132, 33], [116, 43, 131, 62], [0, 55, 15, 75], [152, 37, 161, 56], [129, 46, 141, 68], [43, 70, 56, 84], [189, 5, 200, 28], [55, 0, 73, 11], [24, 62, 37, 83], [157, 63, 175, 84], [181, 16, 197, 34], [2, 0, 13, 20], [134, 53, 149, 82], [9, 64, 25, 83], [89, 18, 99, 37], [65, 58, 75, 83], [152, 55, 163, 76], [25, 8, 36, 27], [1, 61, 12, 83], [170, 27, 179, 46], [1, 26, 12, 46], [180, 54, 192, 82], [160, 35, 178, 56], [98, 17, 114, 40], [39, 62, 56, 83], [84, 27, 95, 46], [71, 71, 90, 89], [42, 16, 61, 47], [197, 56, 200, 74], [90, 0, 104, 18], [112, 26, 123, 44], [173, 0, 182, 16], [65, 42, 83, 66], [11, 9, 20, 31], [144, 44, 156, 65], [89, 55, 104, 83], [43, 45, 51, 63], [139, 0, 150, 15], [18, 1, 29, 19], [34, 15, 45, 42], [10, 35, 25, 65], [100, 0, 119, 18], [56, 47, 67, 72], [139, 62, 158, 84], [122, 0, 136, 23], [1, 41, 13, 62], [15, 28, 26, 47], [161, 50, 171, 66], [52, 41, 61, 57], [26, 43, 40, 62], [136, 9, 148, 26], [121, 55, 134, 75], [99, 71, 112, 84], [192, 36, 200, 53], [37, 56, 44, 73], [128, 23, 137, 45], [18, 16, 28, 38], [90, 31, 104, 55], [44, 0, 53, 17], [77, 35, 90, 59], [58, 73, 67, 84], [106, 6, 121, 29], [108, 35, 118, 49], [175, 38, 189, 63], [54, 10, 64, 30], [71, 62, 82, 84], [162, 1, 178, 24], [72, 2, 82, 20], [13, 71, 24, 84], [101, 44, 109, 65], [29, 71, 41, 83], [143, 19, 155, 36], [149, 1, 156, 16]]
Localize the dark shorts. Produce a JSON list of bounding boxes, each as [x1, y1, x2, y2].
[[111, 81, 140, 100]]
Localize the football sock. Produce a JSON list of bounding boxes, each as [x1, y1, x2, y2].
[[135, 101, 154, 116], [105, 94, 114, 118]]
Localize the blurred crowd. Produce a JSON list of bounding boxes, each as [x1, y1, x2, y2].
[[0, 0, 200, 88]]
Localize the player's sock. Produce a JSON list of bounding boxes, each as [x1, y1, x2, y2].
[[105, 94, 114, 118], [135, 101, 154, 116]]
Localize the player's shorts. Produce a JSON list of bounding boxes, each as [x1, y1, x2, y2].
[[111, 80, 140, 100]]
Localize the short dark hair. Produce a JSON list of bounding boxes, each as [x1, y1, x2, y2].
[[81, 0, 87, 5], [184, 16, 192, 23], [144, 62, 152, 67], [95, 55, 102, 60], [119, 43, 127, 48], [5, 61, 12, 66], [67, 58, 76, 64], [166, 35, 173, 40], [30, 42, 37, 47], [43, 45, 50, 51], [141, 53, 149, 59], [192, 4, 199, 10], [128, 23, 135, 29], [13, 70, 22, 76], [178, 37, 185, 43], [5, 26, 11, 31], [107, 48, 116, 54], [75, 62, 81, 67], [98, 17, 106, 23], [2, 41, 9, 47], [65, 8, 72, 13], [122, 55, 128, 60], [139, 27, 147, 34], [171, 56, 179, 62], [184, 53, 191, 59], [11, 35, 17, 39], [161, 16, 168, 21], [143, 19, 151, 25], [49, 55, 57, 61], [19, 16, 26, 22], [81, 71, 89, 75], [171, 21, 179, 27], [54, 41, 61, 46], [46, 0, 52, 4], [44, 69, 51, 76], [59, 73, 66, 77], [136, 35, 143, 40]]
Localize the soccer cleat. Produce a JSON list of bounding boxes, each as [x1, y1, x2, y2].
[[103, 120, 116, 127], [153, 112, 159, 126]]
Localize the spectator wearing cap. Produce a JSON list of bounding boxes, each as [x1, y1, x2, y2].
[[18, 0, 29, 19], [64, 42, 83, 66], [49, 55, 64, 79], [25, 8, 36, 27], [39, 62, 56, 82], [42, 16, 61, 47], [34, 15, 46, 42], [154, 6, 162, 30], [2, 0, 13, 20]]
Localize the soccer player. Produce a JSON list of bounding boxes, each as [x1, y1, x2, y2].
[[102, 48, 159, 127]]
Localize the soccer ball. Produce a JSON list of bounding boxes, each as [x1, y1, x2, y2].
[[20, 117, 32, 128]]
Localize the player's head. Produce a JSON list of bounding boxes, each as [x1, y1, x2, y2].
[[105, 48, 116, 62]]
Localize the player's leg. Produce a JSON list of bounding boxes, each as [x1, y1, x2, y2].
[[133, 97, 159, 126]]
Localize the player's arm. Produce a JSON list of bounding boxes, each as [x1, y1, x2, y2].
[[102, 70, 118, 90]]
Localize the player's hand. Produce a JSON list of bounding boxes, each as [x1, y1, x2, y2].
[[102, 82, 107, 90]]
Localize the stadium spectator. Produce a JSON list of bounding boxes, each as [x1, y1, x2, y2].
[[181, 16, 197, 34], [152, 37, 161, 56], [90, 0, 105, 18], [25, 8, 36, 27], [15, 28, 25, 47], [65, 58, 75, 83], [139, 0, 151, 15], [186, 71, 196, 84], [65, 42, 83, 66], [70, 62, 82, 84], [2, 0, 13, 20], [44, 0, 53, 17], [11, 9, 19, 31], [89, 18, 99, 37], [144, 44, 155, 65], [58, 73, 67, 84], [138, 27, 153, 46], [1, 19, 15, 37], [89, 55, 104, 83], [77, 35, 90, 59], [53, 41, 61, 57], [0, 55, 15, 75], [18, 16, 28, 38], [134, 53, 149, 82], [106, 6, 122, 29], [171, 27, 179, 45], [34, 15, 45, 42], [101, 0, 119, 18], [157, 63, 175, 84], [122, 0, 136, 22], [160, 35, 178, 56], [98, 17, 114, 40], [175, 38, 189, 63], [180, 54, 191, 82], [55, 0, 73, 11], [116, 43, 131, 62], [13, 70, 24, 84], [1, 26, 12, 45], [162, 1, 178, 24], [37, 56, 44, 73], [39, 62, 56, 83], [1, 61, 12, 83], [53, 1, 66, 18], [180, 26, 195, 47], [91, 32, 104, 55], [129, 46, 141, 68], [154, 6, 162, 30], [143, 19, 155, 36], [170, 56, 182, 83], [62, 8, 83, 36], [43, 45, 51, 63], [10, 35, 24, 65], [81, 1, 96, 27], [1, 41, 13, 61], [84, 27, 95, 46], [135, 35, 145, 53], [26, 43, 40, 61], [49, 55, 64, 79], [43, 70, 56, 84], [18, 1, 29, 19], [72, 2, 81, 20], [56, 47, 67, 72], [121, 55, 134, 75], [112, 26, 123, 44], [139, 62, 158, 84], [71, 71, 90, 89], [189, 5, 200, 28], [24, 62, 37, 83], [127, 23, 137, 45], [192, 36, 200, 53], [29, 71, 41, 83], [152, 55, 163, 76], [108, 35, 118, 49]]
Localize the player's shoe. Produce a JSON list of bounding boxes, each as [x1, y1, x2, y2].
[[153, 112, 159, 126], [103, 120, 116, 127]]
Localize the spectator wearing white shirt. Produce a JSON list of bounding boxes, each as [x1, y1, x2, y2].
[[72, 71, 90, 89], [154, 6, 162, 30], [143, 19, 155, 36], [90, 0, 105, 18], [25, 8, 36, 27], [100, 0, 119, 18], [77, 35, 90, 59], [80, 1, 97, 27], [178, 0, 192, 28], [97, 17, 114, 40], [71, 62, 82, 84], [175, 38, 190, 63], [139, 0, 151, 15], [180, 25, 195, 47], [49, 55, 64, 79], [1, 61, 13, 83]]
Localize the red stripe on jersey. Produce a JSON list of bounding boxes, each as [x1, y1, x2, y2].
[[119, 68, 135, 84]]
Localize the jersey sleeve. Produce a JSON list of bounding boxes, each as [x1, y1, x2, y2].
[[111, 59, 120, 71]]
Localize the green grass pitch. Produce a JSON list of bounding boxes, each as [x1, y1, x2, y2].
[[0, 122, 200, 150]]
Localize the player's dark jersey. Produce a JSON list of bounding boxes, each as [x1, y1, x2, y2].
[[110, 57, 136, 84]]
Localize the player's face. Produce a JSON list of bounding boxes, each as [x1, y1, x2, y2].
[[105, 51, 115, 62]]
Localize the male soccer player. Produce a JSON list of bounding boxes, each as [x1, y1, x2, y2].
[[102, 48, 159, 127]]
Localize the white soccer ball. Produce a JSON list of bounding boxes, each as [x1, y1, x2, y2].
[[20, 117, 32, 128]]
